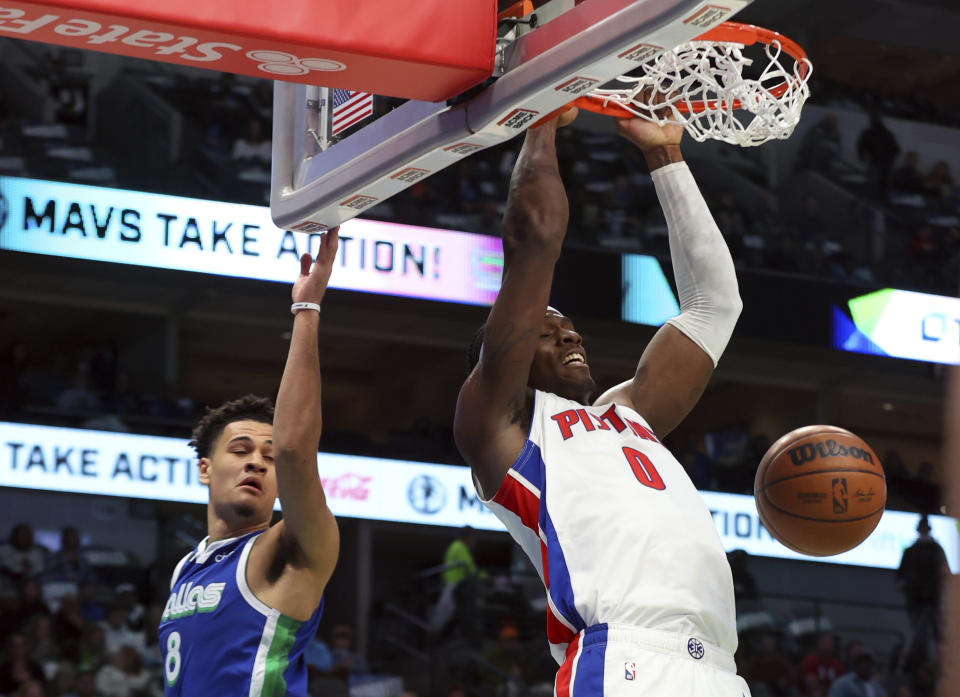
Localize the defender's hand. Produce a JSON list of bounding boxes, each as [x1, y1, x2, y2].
[[292, 227, 339, 306]]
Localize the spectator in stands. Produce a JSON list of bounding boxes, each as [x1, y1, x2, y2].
[[24, 614, 59, 673], [923, 160, 954, 201], [679, 439, 714, 490], [826, 649, 886, 697], [14, 679, 46, 697], [798, 672, 826, 697], [101, 605, 145, 655], [51, 662, 78, 697], [857, 111, 900, 199], [892, 152, 925, 195], [77, 582, 106, 623], [304, 625, 334, 685], [714, 189, 748, 237], [231, 118, 271, 165], [329, 625, 368, 677], [897, 515, 949, 672], [796, 113, 842, 175], [44, 50, 87, 126], [249, 80, 273, 121], [139, 605, 163, 674], [908, 662, 935, 697], [478, 623, 537, 691], [741, 631, 795, 697], [13, 579, 51, 631], [441, 526, 487, 641], [53, 594, 85, 663], [77, 625, 108, 674], [43, 526, 96, 587], [57, 364, 102, 412], [473, 198, 502, 236], [801, 633, 845, 694], [766, 234, 803, 273], [57, 668, 101, 697], [113, 584, 145, 633], [94, 646, 150, 697], [89, 342, 119, 406], [0, 633, 46, 695], [0, 524, 49, 580], [727, 550, 759, 603], [751, 190, 780, 238], [0, 579, 20, 638]]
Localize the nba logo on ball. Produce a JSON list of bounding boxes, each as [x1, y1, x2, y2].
[[623, 661, 636, 681], [832, 478, 848, 513]]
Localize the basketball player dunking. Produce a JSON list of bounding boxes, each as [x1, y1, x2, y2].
[[159, 230, 340, 696], [455, 111, 750, 696]]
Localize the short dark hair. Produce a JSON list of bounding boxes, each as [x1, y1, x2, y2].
[[189, 395, 274, 460], [466, 325, 485, 374]]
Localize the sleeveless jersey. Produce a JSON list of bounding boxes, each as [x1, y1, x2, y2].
[[477, 390, 737, 665], [159, 531, 323, 697]]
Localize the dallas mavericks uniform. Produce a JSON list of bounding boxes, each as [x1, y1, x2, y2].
[[478, 390, 750, 697], [159, 531, 323, 697]]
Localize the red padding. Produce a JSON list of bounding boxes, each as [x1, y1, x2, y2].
[[0, 0, 497, 101]]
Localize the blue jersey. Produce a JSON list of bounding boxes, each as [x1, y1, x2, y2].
[[159, 531, 323, 696]]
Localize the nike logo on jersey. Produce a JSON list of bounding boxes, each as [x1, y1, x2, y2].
[[551, 403, 659, 443], [161, 581, 225, 622]]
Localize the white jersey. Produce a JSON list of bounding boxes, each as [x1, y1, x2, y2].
[[477, 389, 737, 665]]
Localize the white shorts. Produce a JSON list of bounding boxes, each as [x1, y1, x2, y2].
[[554, 624, 752, 697]]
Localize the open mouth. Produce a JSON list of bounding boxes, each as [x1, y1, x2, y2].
[[239, 477, 262, 492], [562, 352, 586, 367]]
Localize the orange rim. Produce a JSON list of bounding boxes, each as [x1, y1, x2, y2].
[[573, 21, 810, 118]]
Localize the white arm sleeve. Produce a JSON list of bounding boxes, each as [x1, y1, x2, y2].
[[651, 161, 742, 367]]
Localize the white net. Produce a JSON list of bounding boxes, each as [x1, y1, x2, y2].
[[585, 38, 812, 147]]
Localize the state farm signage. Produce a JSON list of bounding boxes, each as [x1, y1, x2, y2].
[[0, 7, 345, 75], [0, 1, 495, 101]]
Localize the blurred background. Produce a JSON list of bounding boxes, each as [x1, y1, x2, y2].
[[0, 0, 958, 696]]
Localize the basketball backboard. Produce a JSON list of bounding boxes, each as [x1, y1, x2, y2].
[[270, 0, 752, 233]]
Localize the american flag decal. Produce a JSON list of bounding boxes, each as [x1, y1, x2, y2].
[[331, 89, 374, 135]]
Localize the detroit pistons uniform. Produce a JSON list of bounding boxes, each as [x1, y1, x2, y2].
[[478, 390, 750, 697], [159, 531, 322, 697]]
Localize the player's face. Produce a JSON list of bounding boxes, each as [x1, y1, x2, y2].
[[529, 310, 596, 403], [200, 420, 277, 526]]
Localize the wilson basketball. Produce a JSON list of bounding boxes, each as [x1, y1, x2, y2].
[[754, 426, 886, 556]]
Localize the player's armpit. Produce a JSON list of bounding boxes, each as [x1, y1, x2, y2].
[[455, 371, 530, 497], [594, 323, 713, 438]]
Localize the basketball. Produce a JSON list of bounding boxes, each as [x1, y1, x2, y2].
[[754, 426, 886, 556]]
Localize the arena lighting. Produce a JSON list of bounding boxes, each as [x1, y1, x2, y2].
[[1, 421, 956, 572], [833, 288, 960, 365], [0, 175, 502, 306]]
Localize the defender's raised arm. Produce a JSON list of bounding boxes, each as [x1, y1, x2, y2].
[[454, 116, 571, 496], [595, 118, 742, 437], [271, 230, 340, 588]]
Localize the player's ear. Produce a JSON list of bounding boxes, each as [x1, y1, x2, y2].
[[198, 458, 212, 486]]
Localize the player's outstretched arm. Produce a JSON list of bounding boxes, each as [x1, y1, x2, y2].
[[455, 116, 571, 496], [594, 119, 742, 437], [271, 230, 340, 585]]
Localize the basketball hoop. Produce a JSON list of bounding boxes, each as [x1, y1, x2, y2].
[[574, 22, 813, 147]]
